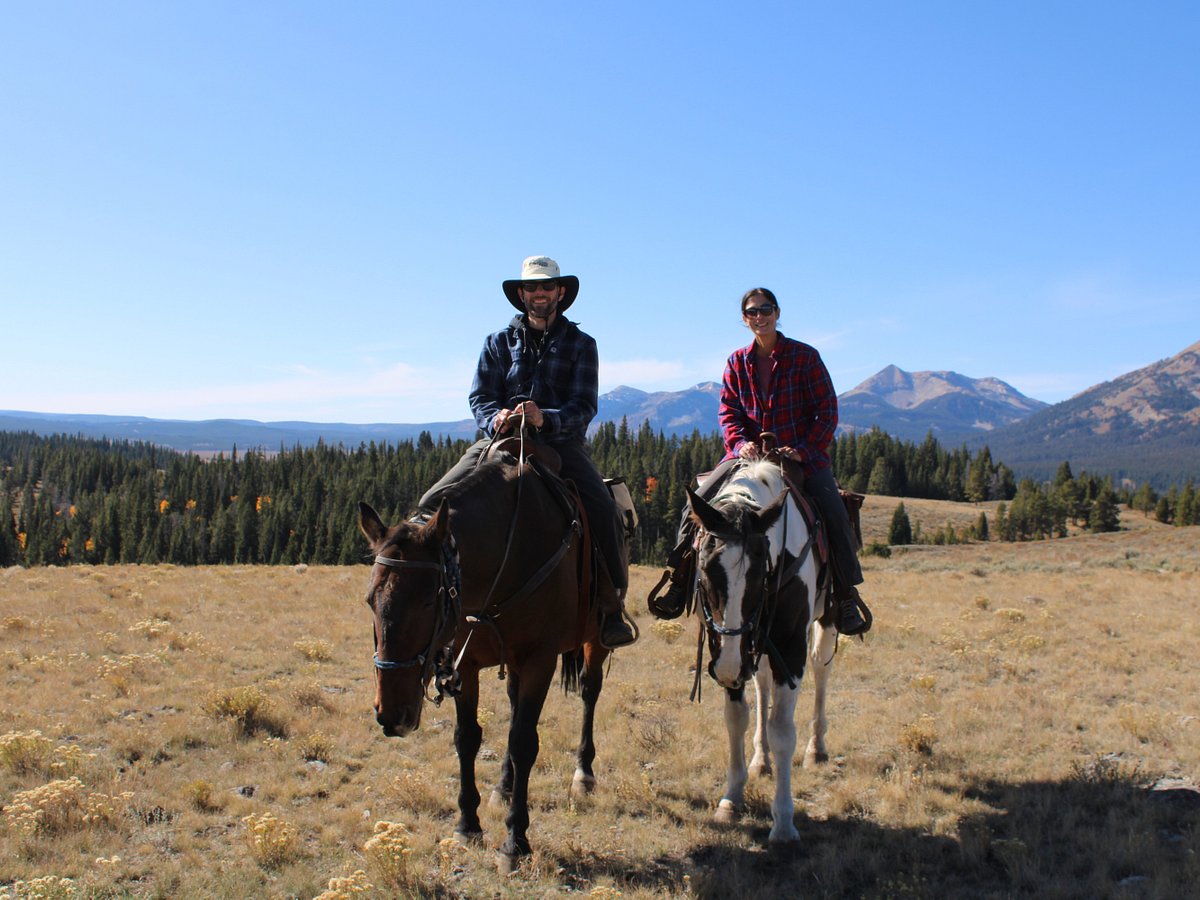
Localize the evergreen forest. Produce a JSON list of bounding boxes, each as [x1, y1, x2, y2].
[[1, 425, 1196, 569]]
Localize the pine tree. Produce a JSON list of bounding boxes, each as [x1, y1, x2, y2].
[[966, 447, 992, 502], [1088, 481, 1121, 533], [975, 511, 989, 541], [888, 502, 913, 545], [0, 492, 18, 566]]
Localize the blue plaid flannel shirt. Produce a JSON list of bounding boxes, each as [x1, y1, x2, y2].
[[470, 314, 599, 444]]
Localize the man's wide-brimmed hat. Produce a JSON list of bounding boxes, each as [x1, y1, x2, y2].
[[502, 256, 579, 313]]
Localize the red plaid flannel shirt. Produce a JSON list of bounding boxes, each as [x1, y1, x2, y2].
[[718, 333, 838, 474]]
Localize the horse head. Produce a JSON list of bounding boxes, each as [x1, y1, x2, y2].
[[358, 500, 457, 737], [687, 484, 789, 691]]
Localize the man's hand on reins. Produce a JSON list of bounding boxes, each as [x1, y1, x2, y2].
[[494, 401, 545, 434]]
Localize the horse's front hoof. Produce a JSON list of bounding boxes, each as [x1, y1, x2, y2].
[[495, 843, 530, 875], [768, 823, 801, 844], [803, 749, 829, 767], [452, 827, 484, 846], [713, 798, 741, 825], [488, 789, 511, 810], [570, 771, 597, 798]]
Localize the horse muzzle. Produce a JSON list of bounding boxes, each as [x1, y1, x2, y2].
[[709, 657, 747, 691], [376, 706, 421, 737]]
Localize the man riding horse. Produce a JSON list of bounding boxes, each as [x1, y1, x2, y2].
[[418, 256, 637, 649], [650, 286, 872, 637]]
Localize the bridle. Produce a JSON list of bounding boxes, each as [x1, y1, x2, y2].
[[693, 523, 772, 703], [371, 540, 462, 700], [690, 479, 814, 701]]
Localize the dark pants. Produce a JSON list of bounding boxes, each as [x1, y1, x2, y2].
[[419, 438, 627, 593], [674, 460, 861, 591]]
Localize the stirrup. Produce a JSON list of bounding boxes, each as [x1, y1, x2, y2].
[[600, 611, 638, 649], [837, 588, 872, 637], [647, 570, 687, 620]]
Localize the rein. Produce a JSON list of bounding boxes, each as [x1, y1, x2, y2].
[[372, 544, 462, 701], [691, 462, 817, 700], [383, 415, 579, 695]]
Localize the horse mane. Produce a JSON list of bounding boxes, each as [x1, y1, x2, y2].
[[442, 456, 520, 514], [711, 461, 786, 527]]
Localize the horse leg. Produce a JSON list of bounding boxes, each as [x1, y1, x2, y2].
[[804, 621, 837, 767], [489, 676, 519, 809], [490, 753, 514, 810], [497, 660, 556, 871], [766, 678, 801, 843], [714, 685, 750, 824], [572, 642, 609, 798], [452, 670, 484, 842], [748, 665, 773, 779]]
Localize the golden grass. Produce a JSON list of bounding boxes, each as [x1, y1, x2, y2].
[[1, 502, 1198, 897]]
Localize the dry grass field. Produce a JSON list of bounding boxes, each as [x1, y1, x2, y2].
[[2, 501, 1198, 899]]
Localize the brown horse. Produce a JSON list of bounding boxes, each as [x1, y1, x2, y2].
[[357, 449, 615, 869]]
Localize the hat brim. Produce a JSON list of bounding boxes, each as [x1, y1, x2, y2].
[[502, 276, 579, 314]]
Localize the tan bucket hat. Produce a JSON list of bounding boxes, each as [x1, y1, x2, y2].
[[502, 256, 580, 313]]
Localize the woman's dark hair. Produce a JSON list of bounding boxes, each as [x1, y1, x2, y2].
[[741, 287, 779, 313]]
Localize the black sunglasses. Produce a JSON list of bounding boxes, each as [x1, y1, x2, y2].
[[743, 305, 777, 318], [521, 281, 559, 293]]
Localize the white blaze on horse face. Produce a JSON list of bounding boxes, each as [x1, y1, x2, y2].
[[713, 549, 750, 688], [733, 462, 806, 560]]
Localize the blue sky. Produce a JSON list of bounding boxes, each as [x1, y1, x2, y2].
[[3, 2, 1197, 424]]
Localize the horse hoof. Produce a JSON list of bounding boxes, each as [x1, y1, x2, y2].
[[496, 851, 519, 875], [803, 750, 829, 767], [570, 771, 597, 798], [748, 761, 773, 780], [713, 798, 740, 825], [489, 789, 511, 810], [452, 828, 483, 846], [768, 824, 801, 844]]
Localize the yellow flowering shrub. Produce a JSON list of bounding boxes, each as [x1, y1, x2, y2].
[[0, 730, 53, 774], [5, 777, 131, 839], [650, 620, 685, 643], [293, 638, 334, 662], [312, 870, 373, 899], [241, 812, 299, 868], [9, 875, 79, 899], [364, 820, 414, 886]]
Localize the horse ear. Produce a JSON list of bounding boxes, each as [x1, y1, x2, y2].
[[430, 498, 451, 542], [358, 502, 387, 548], [754, 491, 790, 531], [686, 486, 727, 534]]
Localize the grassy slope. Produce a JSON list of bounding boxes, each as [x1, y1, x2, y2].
[[2, 500, 1197, 898]]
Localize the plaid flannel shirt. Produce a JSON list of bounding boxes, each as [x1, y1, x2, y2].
[[470, 314, 598, 444], [718, 333, 838, 474]]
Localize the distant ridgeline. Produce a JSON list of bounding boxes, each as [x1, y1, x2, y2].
[[0, 425, 1195, 568]]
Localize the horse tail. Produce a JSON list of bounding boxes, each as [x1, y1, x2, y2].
[[559, 648, 585, 694]]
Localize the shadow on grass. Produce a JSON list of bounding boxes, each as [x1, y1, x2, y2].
[[551, 767, 1199, 899]]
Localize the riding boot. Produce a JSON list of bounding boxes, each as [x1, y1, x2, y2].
[[835, 583, 873, 636], [601, 610, 636, 648], [647, 544, 695, 620]]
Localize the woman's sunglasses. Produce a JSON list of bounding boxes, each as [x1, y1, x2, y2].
[[743, 305, 777, 318]]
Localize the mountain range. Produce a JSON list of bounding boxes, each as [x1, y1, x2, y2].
[[3, 339, 1198, 485], [967, 339, 1200, 485]]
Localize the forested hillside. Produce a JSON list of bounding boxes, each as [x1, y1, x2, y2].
[[2, 425, 1193, 568]]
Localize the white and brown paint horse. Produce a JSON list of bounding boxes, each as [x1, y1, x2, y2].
[[685, 459, 837, 843]]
